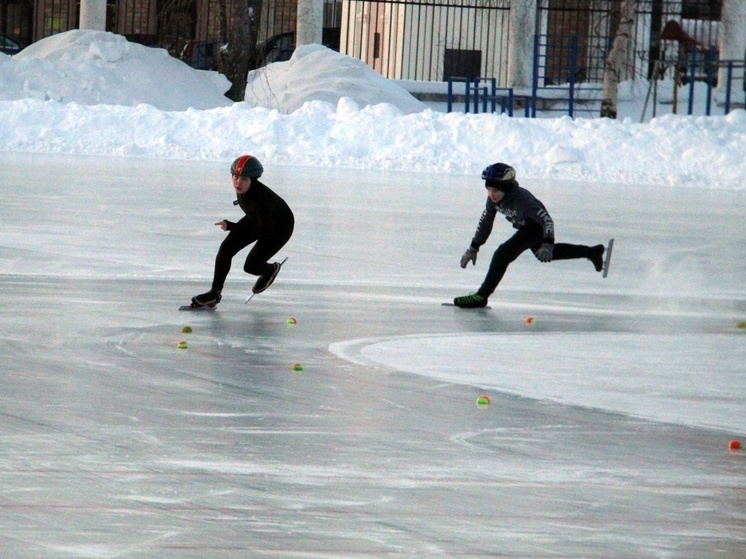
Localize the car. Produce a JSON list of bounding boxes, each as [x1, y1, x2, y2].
[[179, 39, 220, 70], [178, 28, 341, 71], [260, 32, 296, 65], [259, 28, 341, 66], [1, 34, 25, 55]]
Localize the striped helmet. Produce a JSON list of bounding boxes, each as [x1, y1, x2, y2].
[[231, 155, 263, 178]]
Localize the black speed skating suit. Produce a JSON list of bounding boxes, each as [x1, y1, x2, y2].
[[211, 179, 294, 292]]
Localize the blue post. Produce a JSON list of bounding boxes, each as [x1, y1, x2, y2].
[[688, 48, 696, 115], [464, 79, 471, 114], [474, 79, 482, 113], [508, 88, 514, 117], [724, 62, 733, 114], [531, 34, 540, 118], [490, 78, 497, 113], [568, 35, 577, 118], [447, 79, 453, 113], [705, 46, 716, 116]]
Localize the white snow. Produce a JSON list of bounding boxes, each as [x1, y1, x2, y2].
[[245, 44, 429, 114], [1, 31, 744, 188], [5, 30, 232, 110], [1, 30, 744, 435]]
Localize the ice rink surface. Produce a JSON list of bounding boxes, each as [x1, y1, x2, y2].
[[1, 154, 744, 558]]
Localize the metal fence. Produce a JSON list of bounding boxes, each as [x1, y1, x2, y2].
[[645, 52, 745, 118], [536, 0, 722, 87], [339, 0, 510, 82], [0, 0, 341, 59], [2, 0, 727, 88]]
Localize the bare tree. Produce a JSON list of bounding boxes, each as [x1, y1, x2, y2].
[[601, 0, 638, 118], [216, 0, 263, 101]]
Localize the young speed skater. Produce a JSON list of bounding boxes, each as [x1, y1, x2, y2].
[[453, 163, 607, 308], [190, 155, 294, 308]]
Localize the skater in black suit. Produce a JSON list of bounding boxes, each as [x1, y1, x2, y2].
[[191, 155, 294, 308]]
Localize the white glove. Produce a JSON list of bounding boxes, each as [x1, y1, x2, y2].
[[460, 247, 478, 268], [536, 243, 554, 263]]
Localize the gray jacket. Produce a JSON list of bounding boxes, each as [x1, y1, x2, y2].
[[470, 184, 555, 249]]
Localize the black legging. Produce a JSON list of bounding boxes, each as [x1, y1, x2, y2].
[[211, 216, 294, 292], [478, 221, 592, 298]]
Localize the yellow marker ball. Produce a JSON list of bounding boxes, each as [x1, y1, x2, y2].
[[737, 321, 746, 329], [182, 326, 193, 333]]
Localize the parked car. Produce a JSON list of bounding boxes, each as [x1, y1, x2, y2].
[[259, 28, 341, 66], [1, 34, 25, 55], [179, 39, 220, 70], [260, 32, 296, 65], [179, 28, 341, 71]]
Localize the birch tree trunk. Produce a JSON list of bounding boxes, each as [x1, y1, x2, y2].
[[718, 0, 746, 96], [601, 0, 638, 118]]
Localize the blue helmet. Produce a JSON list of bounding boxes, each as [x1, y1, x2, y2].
[[481, 163, 516, 192]]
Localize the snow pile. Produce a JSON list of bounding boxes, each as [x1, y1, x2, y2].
[[0, 30, 744, 190], [245, 44, 428, 114], [2, 30, 232, 110]]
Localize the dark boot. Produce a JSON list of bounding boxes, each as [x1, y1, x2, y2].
[[252, 262, 282, 294], [191, 289, 222, 307], [589, 244, 605, 272], [453, 293, 488, 308]]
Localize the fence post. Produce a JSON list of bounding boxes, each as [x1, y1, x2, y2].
[[464, 79, 471, 114], [724, 62, 733, 114], [490, 78, 497, 113], [531, 34, 540, 118], [705, 46, 716, 116], [474, 78, 482, 113], [688, 48, 697, 115], [568, 35, 577, 118]]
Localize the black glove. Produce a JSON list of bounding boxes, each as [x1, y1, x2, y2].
[[536, 243, 554, 263], [460, 246, 478, 268]]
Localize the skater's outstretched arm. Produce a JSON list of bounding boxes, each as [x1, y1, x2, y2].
[[215, 220, 236, 231]]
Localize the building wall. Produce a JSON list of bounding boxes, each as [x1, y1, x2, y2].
[[32, 0, 76, 41], [341, 0, 511, 83], [115, 0, 156, 40]]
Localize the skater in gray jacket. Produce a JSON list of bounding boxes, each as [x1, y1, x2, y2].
[[453, 163, 606, 308]]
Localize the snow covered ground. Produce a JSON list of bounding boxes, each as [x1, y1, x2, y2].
[[0, 30, 744, 558], [1, 31, 744, 188]]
